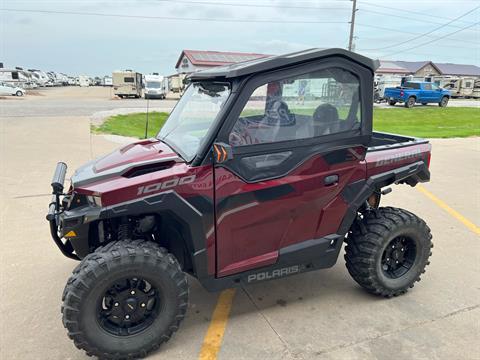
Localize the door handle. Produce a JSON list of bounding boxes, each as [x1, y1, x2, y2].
[[324, 174, 339, 186]]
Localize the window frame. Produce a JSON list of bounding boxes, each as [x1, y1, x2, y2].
[[216, 57, 372, 156]]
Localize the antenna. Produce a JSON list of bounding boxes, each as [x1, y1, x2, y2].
[[144, 98, 150, 139]]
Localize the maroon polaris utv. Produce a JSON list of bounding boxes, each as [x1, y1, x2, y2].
[[47, 48, 432, 359]]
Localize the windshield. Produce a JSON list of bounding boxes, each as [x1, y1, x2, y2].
[[146, 81, 161, 88], [158, 82, 230, 161]]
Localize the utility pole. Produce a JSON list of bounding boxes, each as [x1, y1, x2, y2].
[[348, 0, 357, 51]]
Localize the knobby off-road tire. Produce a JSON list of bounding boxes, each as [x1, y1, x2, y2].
[[345, 207, 432, 297], [62, 240, 188, 359]]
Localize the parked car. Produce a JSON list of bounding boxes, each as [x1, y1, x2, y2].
[[47, 48, 434, 359], [384, 81, 450, 108], [0, 82, 25, 96]]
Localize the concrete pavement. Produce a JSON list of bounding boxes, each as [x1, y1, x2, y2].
[[1, 89, 479, 360]]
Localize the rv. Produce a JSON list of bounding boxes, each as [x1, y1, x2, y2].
[[28, 69, 50, 87], [0, 68, 30, 88], [144, 74, 166, 99], [437, 77, 475, 98], [78, 75, 90, 87], [471, 79, 480, 99], [112, 70, 142, 98], [168, 73, 186, 94], [374, 75, 403, 101], [103, 76, 113, 86]]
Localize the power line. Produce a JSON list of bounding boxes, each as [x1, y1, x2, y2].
[[358, 8, 477, 29], [356, 36, 477, 51], [154, 0, 348, 11], [0, 8, 347, 24], [359, 1, 479, 25], [360, 5, 480, 51], [382, 21, 480, 58], [356, 23, 479, 46]]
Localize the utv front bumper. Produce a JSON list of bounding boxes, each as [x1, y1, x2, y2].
[[46, 162, 81, 260], [46, 162, 99, 260]]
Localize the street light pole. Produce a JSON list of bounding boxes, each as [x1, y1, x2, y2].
[[348, 0, 357, 51]]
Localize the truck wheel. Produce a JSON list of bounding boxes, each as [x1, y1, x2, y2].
[[388, 100, 396, 106], [345, 207, 432, 297], [62, 240, 188, 359], [404, 97, 415, 108], [439, 96, 449, 107]]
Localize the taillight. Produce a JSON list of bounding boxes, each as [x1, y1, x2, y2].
[[400, 90, 404, 96], [426, 153, 431, 168]]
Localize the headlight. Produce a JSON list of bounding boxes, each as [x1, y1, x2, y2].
[[87, 195, 102, 207]]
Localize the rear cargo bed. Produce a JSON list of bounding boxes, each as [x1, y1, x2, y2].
[[369, 131, 429, 151]]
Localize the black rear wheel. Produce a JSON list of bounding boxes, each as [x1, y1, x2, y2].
[[388, 100, 396, 106], [345, 207, 432, 297], [439, 96, 449, 107], [62, 240, 188, 359]]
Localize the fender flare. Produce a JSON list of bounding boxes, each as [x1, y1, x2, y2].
[[337, 160, 430, 235], [100, 190, 209, 278]]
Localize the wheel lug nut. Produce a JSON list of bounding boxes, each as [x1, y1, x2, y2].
[[125, 315, 130, 319], [401, 248, 404, 251], [141, 303, 146, 308], [396, 260, 399, 263], [131, 290, 135, 295], [114, 302, 119, 307]]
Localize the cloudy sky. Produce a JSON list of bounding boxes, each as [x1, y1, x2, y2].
[[1, 0, 479, 76]]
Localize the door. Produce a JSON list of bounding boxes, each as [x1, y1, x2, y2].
[[421, 82, 433, 102], [213, 63, 370, 277]]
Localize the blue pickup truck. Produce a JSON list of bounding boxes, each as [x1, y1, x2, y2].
[[384, 81, 451, 108]]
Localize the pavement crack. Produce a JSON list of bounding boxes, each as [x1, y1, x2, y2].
[[13, 193, 51, 199], [315, 304, 480, 356], [241, 286, 296, 359]]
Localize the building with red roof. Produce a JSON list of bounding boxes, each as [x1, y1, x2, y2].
[[175, 49, 270, 73]]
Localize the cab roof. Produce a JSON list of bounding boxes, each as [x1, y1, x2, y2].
[[188, 48, 379, 81]]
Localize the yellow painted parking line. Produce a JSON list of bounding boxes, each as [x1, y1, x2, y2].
[[199, 288, 236, 360], [417, 185, 480, 235]]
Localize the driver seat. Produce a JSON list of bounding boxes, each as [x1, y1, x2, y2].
[[312, 103, 339, 136]]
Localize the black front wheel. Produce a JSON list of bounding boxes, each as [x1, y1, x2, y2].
[[345, 207, 432, 297], [404, 96, 416, 108], [62, 240, 188, 359]]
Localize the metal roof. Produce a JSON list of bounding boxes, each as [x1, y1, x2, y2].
[[377, 60, 409, 74], [188, 48, 379, 80], [175, 50, 269, 69], [434, 63, 480, 77]]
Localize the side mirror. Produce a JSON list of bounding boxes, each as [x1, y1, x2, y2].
[[213, 142, 233, 163]]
